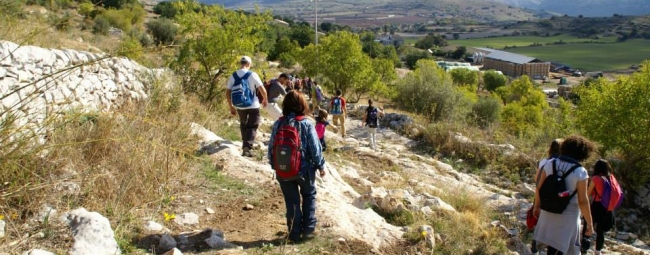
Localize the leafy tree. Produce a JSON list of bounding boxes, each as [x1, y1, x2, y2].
[[320, 22, 333, 32], [404, 51, 431, 70], [394, 60, 472, 121], [496, 76, 548, 136], [300, 31, 390, 100], [153, 1, 177, 18], [289, 23, 314, 47], [146, 18, 177, 45], [171, 1, 271, 102], [450, 68, 479, 87], [453, 33, 460, 40], [483, 70, 507, 91], [351, 58, 397, 101], [414, 33, 447, 50], [451, 46, 467, 59], [268, 37, 299, 61], [576, 62, 650, 189], [278, 52, 296, 68]]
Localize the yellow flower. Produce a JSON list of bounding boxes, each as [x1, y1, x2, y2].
[[170, 196, 175, 201], [421, 231, 428, 237], [163, 212, 176, 222], [11, 213, 18, 219], [0, 215, 4, 220]]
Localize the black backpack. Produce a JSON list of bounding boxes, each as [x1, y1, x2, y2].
[[539, 161, 582, 214], [367, 107, 379, 128]]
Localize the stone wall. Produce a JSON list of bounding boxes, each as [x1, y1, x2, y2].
[[0, 40, 151, 138]]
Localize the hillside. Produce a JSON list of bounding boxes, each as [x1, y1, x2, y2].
[[493, 0, 650, 17], [204, 0, 546, 25]]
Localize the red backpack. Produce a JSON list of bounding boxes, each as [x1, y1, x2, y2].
[[272, 116, 304, 180]]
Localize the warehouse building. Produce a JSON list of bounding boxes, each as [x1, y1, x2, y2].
[[474, 48, 550, 78]]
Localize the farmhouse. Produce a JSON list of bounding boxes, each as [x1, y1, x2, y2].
[[475, 48, 550, 77], [376, 35, 404, 48]]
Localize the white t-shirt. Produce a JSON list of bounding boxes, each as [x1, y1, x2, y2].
[[227, 68, 264, 109], [541, 158, 588, 204]]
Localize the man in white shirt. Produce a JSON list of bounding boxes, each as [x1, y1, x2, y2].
[[226, 56, 268, 157]]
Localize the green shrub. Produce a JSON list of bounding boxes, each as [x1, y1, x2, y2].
[[483, 70, 507, 92], [0, 0, 23, 16], [404, 51, 431, 70], [49, 12, 72, 31], [394, 60, 472, 122], [92, 15, 110, 35], [470, 96, 502, 128], [449, 68, 479, 87], [145, 18, 177, 45], [117, 36, 143, 61], [153, 1, 177, 18], [79, 2, 95, 18], [278, 52, 296, 68]]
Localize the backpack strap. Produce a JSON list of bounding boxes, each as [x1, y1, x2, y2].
[[561, 164, 582, 199], [241, 71, 252, 80], [232, 72, 241, 83]]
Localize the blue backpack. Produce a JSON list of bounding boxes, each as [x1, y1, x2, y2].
[[315, 87, 324, 101], [231, 71, 254, 108], [331, 97, 342, 114]]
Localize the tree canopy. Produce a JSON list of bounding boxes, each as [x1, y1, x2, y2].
[[576, 62, 650, 189], [171, 0, 271, 102]]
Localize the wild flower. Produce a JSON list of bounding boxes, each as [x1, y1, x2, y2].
[[163, 212, 176, 222]]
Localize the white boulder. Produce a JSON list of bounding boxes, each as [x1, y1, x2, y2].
[[60, 208, 121, 255]]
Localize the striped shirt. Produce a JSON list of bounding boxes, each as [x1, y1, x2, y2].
[[268, 114, 325, 173]]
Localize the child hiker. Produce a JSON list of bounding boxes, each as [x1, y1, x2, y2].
[[315, 109, 339, 151], [362, 99, 384, 150]]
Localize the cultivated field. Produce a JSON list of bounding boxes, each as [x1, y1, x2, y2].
[[507, 39, 650, 71], [451, 34, 619, 49]]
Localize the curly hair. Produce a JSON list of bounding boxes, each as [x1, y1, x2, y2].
[[282, 91, 310, 116], [560, 135, 596, 162]]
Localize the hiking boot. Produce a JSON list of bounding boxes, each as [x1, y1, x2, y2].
[[242, 148, 253, 157], [303, 230, 318, 240]]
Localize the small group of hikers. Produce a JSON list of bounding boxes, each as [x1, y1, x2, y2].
[[226, 56, 386, 243], [528, 136, 624, 255]]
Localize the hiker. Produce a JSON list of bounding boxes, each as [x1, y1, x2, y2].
[[226, 56, 268, 157], [329, 89, 347, 138], [315, 109, 339, 151], [268, 91, 326, 243], [581, 159, 621, 255], [362, 99, 384, 150], [530, 138, 563, 254], [533, 135, 595, 255], [265, 73, 290, 120], [311, 81, 323, 112]]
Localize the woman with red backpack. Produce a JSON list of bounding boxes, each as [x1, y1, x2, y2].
[[582, 159, 622, 254], [268, 91, 326, 243]]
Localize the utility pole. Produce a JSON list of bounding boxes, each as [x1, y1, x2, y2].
[[315, 0, 319, 45]]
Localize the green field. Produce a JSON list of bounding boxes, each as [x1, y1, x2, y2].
[[507, 40, 650, 71], [452, 35, 618, 49]]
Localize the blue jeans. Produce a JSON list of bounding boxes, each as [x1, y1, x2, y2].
[[278, 170, 317, 241]]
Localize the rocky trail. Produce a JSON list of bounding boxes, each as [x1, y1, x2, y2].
[[1, 41, 649, 255]]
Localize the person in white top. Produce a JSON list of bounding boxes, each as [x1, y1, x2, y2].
[[226, 56, 268, 157]]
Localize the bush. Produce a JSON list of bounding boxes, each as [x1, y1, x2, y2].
[[576, 62, 650, 189], [496, 76, 547, 136], [278, 52, 296, 68], [449, 68, 479, 87], [0, 0, 23, 16], [92, 15, 110, 35], [470, 96, 502, 128], [79, 2, 95, 18], [117, 36, 143, 61], [49, 12, 72, 31], [394, 60, 472, 122], [404, 51, 431, 70], [146, 18, 177, 45], [153, 1, 177, 18], [483, 70, 507, 91]]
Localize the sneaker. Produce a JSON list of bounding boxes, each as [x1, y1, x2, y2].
[[303, 230, 318, 240], [242, 148, 253, 157]]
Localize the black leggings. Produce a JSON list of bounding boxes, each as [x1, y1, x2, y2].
[[547, 246, 563, 255], [583, 203, 609, 251]]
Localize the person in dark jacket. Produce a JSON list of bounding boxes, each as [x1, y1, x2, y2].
[[268, 91, 326, 243]]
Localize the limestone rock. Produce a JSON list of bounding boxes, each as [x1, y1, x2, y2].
[[162, 248, 183, 255], [0, 220, 4, 238], [174, 213, 199, 226], [243, 204, 255, 211], [145, 220, 164, 232], [60, 208, 121, 255], [423, 197, 456, 212], [205, 208, 215, 214]]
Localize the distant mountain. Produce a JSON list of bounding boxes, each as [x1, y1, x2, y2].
[[202, 0, 545, 24], [491, 0, 650, 17]]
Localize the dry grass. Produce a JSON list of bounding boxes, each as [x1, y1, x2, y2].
[[0, 73, 237, 252]]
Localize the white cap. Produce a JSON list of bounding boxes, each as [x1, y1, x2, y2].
[[240, 56, 252, 64]]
